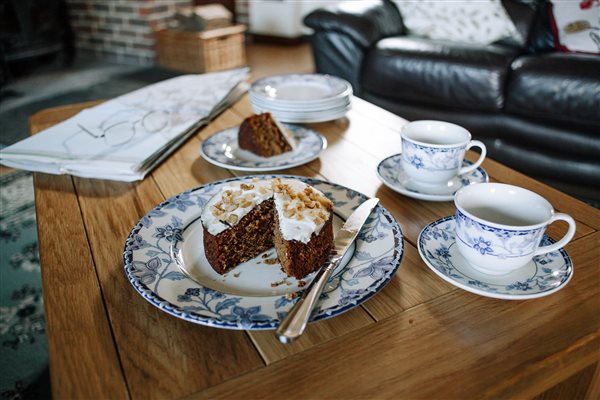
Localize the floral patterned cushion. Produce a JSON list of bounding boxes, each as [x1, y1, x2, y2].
[[392, 0, 523, 45], [550, 0, 600, 54]]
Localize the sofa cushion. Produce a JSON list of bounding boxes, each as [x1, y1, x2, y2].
[[550, 0, 600, 54], [362, 36, 521, 112], [505, 53, 600, 126], [391, 0, 523, 45]]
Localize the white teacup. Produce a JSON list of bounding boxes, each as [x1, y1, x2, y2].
[[454, 183, 576, 275], [401, 120, 486, 185]]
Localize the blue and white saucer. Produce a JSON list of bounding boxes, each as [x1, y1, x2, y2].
[[200, 124, 326, 172], [417, 216, 573, 300], [376, 154, 488, 202]]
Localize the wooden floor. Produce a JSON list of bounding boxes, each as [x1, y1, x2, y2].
[[245, 41, 315, 80]]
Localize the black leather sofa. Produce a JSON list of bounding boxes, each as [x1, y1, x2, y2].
[[304, 0, 600, 203]]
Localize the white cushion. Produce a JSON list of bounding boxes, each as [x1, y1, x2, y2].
[[551, 0, 600, 54], [392, 0, 523, 45]]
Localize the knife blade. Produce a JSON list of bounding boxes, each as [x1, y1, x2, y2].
[[275, 197, 380, 343]]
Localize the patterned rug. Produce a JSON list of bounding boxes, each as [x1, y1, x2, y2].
[[0, 170, 51, 399]]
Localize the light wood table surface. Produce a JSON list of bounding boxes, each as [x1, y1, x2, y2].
[[29, 96, 600, 399]]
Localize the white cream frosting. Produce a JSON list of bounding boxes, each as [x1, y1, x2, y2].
[[272, 179, 331, 243], [201, 179, 273, 236], [201, 178, 332, 243]]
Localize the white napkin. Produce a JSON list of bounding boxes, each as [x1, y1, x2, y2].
[[0, 68, 250, 181]]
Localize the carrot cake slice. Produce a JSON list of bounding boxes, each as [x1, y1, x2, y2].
[[201, 178, 333, 278]]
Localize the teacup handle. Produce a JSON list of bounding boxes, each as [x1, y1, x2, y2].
[[458, 140, 487, 175], [534, 213, 577, 256]]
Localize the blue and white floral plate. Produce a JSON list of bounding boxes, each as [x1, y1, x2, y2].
[[200, 125, 327, 171], [123, 175, 404, 329], [418, 216, 573, 300], [376, 154, 488, 202]]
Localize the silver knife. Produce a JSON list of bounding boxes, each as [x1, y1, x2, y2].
[[276, 197, 380, 343]]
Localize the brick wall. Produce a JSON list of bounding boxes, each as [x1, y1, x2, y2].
[[66, 0, 191, 65]]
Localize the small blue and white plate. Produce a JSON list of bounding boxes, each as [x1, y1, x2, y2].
[[200, 124, 327, 171], [417, 216, 573, 300], [376, 154, 488, 202], [124, 175, 404, 329]]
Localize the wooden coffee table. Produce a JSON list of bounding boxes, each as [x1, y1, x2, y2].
[[30, 96, 600, 399]]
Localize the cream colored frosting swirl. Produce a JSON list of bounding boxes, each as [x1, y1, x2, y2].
[[201, 178, 332, 243]]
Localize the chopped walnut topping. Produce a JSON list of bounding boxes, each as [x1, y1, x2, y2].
[[295, 214, 304, 221], [225, 204, 240, 213], [319, 197, 333, 209], [240, 200, 253, 208], [259, 187, 269, 195], [226, 214, 238, 224], [286, 292, 299, 300], [240, 183, 254, 190], [298, 192, 309, 203], [284, 208, 296, 218], [211, 205, 224, 217]]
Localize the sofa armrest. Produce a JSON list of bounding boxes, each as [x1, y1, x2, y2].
[[304, 0, 404, 49], [304, 0, 403, 94]]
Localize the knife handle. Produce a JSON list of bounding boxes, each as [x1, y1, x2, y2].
[[276, 260, 338, 343]]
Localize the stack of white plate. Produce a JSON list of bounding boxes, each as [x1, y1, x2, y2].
[[249, 74, 352, 123]]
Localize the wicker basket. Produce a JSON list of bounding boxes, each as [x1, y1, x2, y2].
[[155, 25, 246, 73]]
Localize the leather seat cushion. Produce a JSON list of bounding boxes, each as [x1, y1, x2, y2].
[[361, 36, 521, 112], [505, 53, 600, 127]]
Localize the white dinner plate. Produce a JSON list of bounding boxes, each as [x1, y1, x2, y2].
[[200, 124, 326, 171], [251, 103, 351, 123], [249, 92, 352, 112], [123, 175, 405, 329], [377, 155, 488, 202], [250, 74, 352, 106], [418, 216, 573, 300]]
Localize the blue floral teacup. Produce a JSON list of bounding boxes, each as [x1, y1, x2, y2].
[[454, 183, 576, 275], [401, 120, 486, 185]]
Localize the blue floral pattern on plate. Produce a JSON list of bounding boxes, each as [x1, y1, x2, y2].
[[376, 154, 488, 202], [123, 175, 404, 329], [200, 125, 326, 171], [417, 216, 573, 300]]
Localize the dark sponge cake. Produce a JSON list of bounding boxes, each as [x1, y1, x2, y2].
[[203, 199, 275, 274], [201, 178, 333, 278], [273, 210, 333, 279], [238, 113, 295, 157]]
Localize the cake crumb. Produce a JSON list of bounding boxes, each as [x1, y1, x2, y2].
[[262, 253, 269, 259], [233, 272, 241, 278], [298, 280, 306, 287], [286, 292, 298, 300], [271, 279, 288, 288], [264, 257, 279, 265]]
